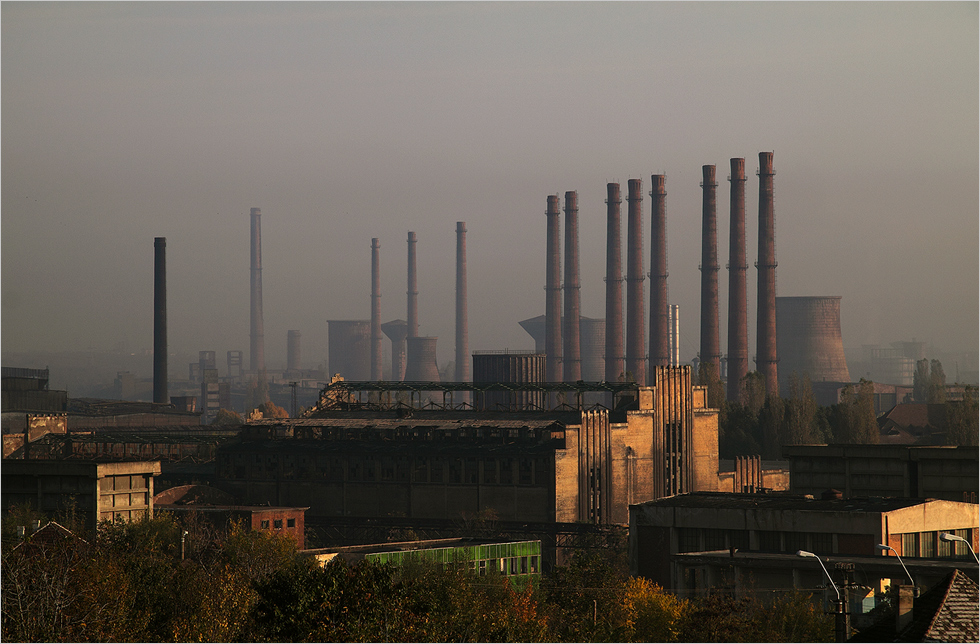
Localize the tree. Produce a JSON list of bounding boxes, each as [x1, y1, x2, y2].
[[913, 359, 930, 402], [618, 577, 687, 642], [718, 400, 762, 460], [945, 386, 979, 446], [257, 400, 289, 419], [739, 371, 766, 416], [698, 361, 725, 410], [758, 395, 786, 459], [833, 379, 878, 444], [785, 373, 819, 445], [211, 408, 243, 426], [928, 359, 947, 404]]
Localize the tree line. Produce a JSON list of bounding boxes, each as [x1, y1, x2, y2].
[[2, 509, 832, 643], [703, 361, 978, 460]]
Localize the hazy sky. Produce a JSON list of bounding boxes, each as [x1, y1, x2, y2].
[[3, 2, 977, 374]]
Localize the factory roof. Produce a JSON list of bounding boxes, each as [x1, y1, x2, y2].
[[631, 492, 942, 514]]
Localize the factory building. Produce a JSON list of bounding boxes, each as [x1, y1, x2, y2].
[[213, 365, 719, 528]]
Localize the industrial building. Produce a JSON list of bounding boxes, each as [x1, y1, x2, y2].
[[628, 491, 979, 599], [212, 365, 720, 532], [782, 444, 979, 503], [1, 459, 161, 533]]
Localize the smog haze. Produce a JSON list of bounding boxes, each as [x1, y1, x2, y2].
[[3, 2, 977, 382]]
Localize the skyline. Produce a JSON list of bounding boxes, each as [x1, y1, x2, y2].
[[3, 3, 977, 373]]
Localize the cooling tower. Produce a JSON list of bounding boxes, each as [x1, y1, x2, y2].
[[382, 319, 408, 381], [562, 192, 582, 382], [519, 315, 547, 353], [756, 152, 778, 396], [472, 351, 545, 411], [605, 183, 624, 382], [545, 195, 562, 382], [405, 336, 441, 382], [776, 296, 850, 394], [649, 174, 670, 374], [328, 320, 371, 381], [455, 222, 469, 383], [153, 237, 168, 404], [371, 238, 383, 381], [726, 158, 749, 401], [699, 165, 721, 381], [626, 179, 646, 385], [287, 330, 301, 373]]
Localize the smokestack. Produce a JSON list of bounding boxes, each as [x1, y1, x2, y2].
[[670, 304, 680, 365], [371, 238, 382, 380], [699, 165, 721, 381], [727, 158, 749, 401], [757, 152, 778, 395], [605, 183, 624, 382], [382, 319, 408, 381], [545, 195, 562, 382], [153, 237, 168, 404], [626, 178, 646, 385], [407, 231, 419, 338], [455, 222, 469, 383], [249, 207, 265, 373], [649, 174, 670, 378], [563, 191, 581, 382], [287, 330, 301, 373]]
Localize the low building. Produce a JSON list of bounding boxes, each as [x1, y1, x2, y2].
[[158, 504, 307, 549], [302, 538, 542, 586], [628, 492, 979, 598], [1, 459, 161, 533], [783, 444, 979, 503]]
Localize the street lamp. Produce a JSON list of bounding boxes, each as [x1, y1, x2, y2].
[[940, 532, 980, 563], [876, 544, 915, 587], [798, 550, 847, 643]]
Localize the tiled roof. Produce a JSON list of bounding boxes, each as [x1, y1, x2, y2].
[[899, 569, 979, 643]]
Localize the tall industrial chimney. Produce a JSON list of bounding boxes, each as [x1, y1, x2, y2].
[[757, 152, 778, 396], [649, 174, 670, 378], [562, 191, 581, 382], [670, 304, 680, 365], [371, 238, 383, 381], [727, 158, 749, 401], [605, 183, 624, 382], [153, 237, 168, 404], [545, 195, 562, 382], [626, 178, 646, 385], [455, 222, 469, 383], [249, 207, 265, 374], [287, 330, 301, 373], [407, 231, 419, 339], [699, 165, 721, 382]]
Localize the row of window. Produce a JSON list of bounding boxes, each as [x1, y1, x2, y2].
[[220, 454, 549, 486], [259, 518, 297, 530], [900, 529, 973, 559], [472, 555, 539, 576], [678, 528, 834, 555]]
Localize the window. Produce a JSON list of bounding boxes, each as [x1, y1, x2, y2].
[[260, 520, 270, 529], [519, 459, 533, 485], [499, 459, 514, 485], [784, 532, 808, 554], [758, 530, 781, 553], [521, 557, 528, 574], [704, 529, 727, 551], [811, 533, 834, 555], [484, 459, 497, 484], [510, 558, 518, 575], [729, 530, 750, 550], [530, 556, 539, 573], [678, 528, 700, 553], [921, 532, 936, 558], [902, 532, 919, 558], [273, 519, 283, 529], [287, 518, 295, 528], [954, 529, 972, 558], [479, 560, 487, 576]]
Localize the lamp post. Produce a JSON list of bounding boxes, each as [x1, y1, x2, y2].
[[940, 532, 980, 563], [798, 550, 847, 643], [876, 544, 916, 587], [181, 530, 189, 561]]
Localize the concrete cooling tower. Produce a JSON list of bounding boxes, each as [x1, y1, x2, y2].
[[776, 296, 850, 395]]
